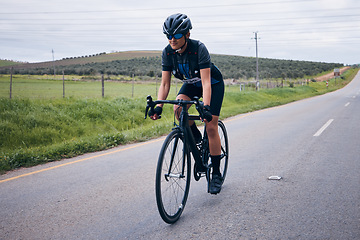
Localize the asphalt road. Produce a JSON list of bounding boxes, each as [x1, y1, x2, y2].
[[1, 73, 360, 239]]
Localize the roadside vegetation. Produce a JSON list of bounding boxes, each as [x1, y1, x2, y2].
[[0, 51, 357, 173], [0, 67, 358, 173]]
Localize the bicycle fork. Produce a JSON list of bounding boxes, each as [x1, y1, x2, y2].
[[164, 133, 186, 181]]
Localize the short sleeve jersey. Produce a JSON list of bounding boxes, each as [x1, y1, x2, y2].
[[162, 39, 223, 87]]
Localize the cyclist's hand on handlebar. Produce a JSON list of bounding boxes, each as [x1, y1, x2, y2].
[[148, 106, 162, 120], [203, 105, 213, 122]]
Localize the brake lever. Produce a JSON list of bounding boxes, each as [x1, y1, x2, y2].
[[145, 95, 153, 119], [145, 105, 150, 119], [194, 97, 205, 121]]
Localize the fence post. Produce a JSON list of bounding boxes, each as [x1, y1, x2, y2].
[[240, 83, 245, 92], [102, 74, 105, 98], [132, 74, 134, 98], [62, 70, 65, 98], [10, 67, 13, 99]]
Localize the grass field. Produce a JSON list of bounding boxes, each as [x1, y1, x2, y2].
[[0, 75, 182, 99], [0, 74, 332, 99], [0, 74, 279, 99], [0, 68, 358, 173]]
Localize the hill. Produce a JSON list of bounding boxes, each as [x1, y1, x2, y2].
[[1, 51, 161, 69], [0, 51, 344, 80], [0, 59, 25, 67]]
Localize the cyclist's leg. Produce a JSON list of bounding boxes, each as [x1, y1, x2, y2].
[[174, 83, 202, 121], [207, 81, 225, 194], [206, 117, 222, 177], [207, 80, 224, 163], [174, 93, 192, 121], [207, 117, 224, 194], [206, 116, 221, 154]]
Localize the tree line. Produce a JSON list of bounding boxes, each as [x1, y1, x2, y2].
[[0, 54, 343, 80]]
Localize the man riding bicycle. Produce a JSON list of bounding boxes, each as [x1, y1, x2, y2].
[[149, 13, 225, 194]]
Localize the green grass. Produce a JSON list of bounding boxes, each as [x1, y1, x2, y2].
[[0, 97, 176, 171], [0, 68, 358, 173]]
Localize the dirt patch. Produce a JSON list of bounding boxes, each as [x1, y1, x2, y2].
[[314, 66, 350, 82]]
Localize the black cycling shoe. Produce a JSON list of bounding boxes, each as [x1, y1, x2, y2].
[[209, 174, 223, 195]]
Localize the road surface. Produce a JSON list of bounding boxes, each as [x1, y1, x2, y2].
[[1, 72, 360, 239]]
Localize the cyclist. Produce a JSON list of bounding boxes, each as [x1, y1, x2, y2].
[[149, 13, 225, 194]]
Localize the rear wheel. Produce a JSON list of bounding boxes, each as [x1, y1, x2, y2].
[[199, 120, 229, 192], [218, 120, 229, 180], [155, 129, 191, 224]]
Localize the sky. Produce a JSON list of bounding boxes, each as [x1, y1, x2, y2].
[[1, 0, 359, 65]]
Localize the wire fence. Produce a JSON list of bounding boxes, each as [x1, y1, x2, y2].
[[1, 69, 323, 100]]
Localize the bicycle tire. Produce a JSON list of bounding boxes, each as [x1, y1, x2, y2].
[[218, 120, 229, 180], [155, 129, 191, 224]]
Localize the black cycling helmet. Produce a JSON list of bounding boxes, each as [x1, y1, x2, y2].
[[163, 13, 192, 36]]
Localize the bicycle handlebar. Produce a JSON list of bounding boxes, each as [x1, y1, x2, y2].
[[145, 95, 204, 120]]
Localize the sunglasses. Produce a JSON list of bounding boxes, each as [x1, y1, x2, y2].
[[167, 33, 184, 40]]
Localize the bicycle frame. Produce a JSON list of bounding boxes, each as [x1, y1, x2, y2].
[[145, 96, 208, 172], [179, 106, 208, 172]]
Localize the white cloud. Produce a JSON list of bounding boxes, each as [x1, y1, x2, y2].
[[0, 0, 359, 64]]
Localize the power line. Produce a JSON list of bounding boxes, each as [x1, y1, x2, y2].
[[3, 22, 359, 33], [2, 12, 359, 23], [2, 6, 360, 20], [0, 0, 316, 15], [3, 17, 358, 27]]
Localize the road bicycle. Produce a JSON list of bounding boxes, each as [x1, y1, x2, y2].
[[145, 95, 229, 224]]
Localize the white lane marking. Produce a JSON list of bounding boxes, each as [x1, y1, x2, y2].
[[314, 119, 334, 137], [345, 102, 350, 107]]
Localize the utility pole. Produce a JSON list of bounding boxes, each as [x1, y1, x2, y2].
[[10, 67, 13, 99], [253, 31, 259, 81], [253, 31, 260, 90], [102, 74, 105, 98], [63, 70, 65, 98]]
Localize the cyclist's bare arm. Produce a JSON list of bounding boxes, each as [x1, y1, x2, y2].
[[151, 71, 171, 120], [200, 68, 211, 106], [158, 71, 171, 105]]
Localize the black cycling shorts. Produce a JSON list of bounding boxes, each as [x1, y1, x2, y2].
[[178, 81, 224, 116]]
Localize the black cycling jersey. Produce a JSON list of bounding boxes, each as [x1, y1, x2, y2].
[[162, 39, 223, 87], [162, 38, 224, 116]]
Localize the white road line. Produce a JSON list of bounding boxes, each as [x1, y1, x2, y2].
[[314, 119, 334, 137], [345, 102, 350, 107]]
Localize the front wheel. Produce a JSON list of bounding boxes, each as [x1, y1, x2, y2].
[[155, 129, 191, 224]]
